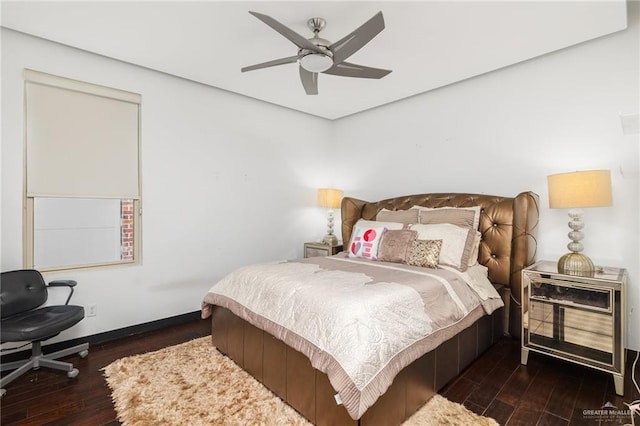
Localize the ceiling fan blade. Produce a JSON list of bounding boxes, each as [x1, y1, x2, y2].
[[329, 11, 385, 64], [323, 62, 391, 79], [241, 55, 299, 72], [249, 11, 323, 54], [299, 67, 318, 95]]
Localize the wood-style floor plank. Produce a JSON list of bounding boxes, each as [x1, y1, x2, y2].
[[2, 318, 639, 426], [465, 366, 514, 408], [1, 318, 211, 426], [538, 411, 569, 426], [444, 341, 640, 425], [483, 398, 517, 425]]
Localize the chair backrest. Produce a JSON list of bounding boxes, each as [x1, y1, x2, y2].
[[1, 269, 48, 319]]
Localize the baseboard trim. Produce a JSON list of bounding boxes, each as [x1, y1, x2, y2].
[[1, 311, 202, 363]]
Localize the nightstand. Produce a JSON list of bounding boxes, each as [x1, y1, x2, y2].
[[304, 242, 343, 258], [521, 260, 627, 395]]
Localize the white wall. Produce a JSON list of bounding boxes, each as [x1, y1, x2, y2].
[[2, 2, 638, 352], [1, 28, 333, 343], [332, 3, 640, 350]]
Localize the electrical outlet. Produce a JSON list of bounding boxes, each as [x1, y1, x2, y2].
[[87, 303, 97, 317]]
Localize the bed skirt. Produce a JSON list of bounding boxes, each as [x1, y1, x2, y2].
[[210, 305, 503, 426]]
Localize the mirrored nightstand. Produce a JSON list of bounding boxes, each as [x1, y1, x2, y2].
[[521, 260, 627, 395], [304, 242, 342, 258]]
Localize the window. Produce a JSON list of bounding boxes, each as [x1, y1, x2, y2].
[[24, 69, 141, 271]]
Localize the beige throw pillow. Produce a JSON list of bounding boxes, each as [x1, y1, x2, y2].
[[411, 206, 481, 230], [418, 208, 476, 228], [378, 230, 418, 263], [376, 209, 419, 226]]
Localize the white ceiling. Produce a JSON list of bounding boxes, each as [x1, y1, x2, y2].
[[1, 1, 629, 120]]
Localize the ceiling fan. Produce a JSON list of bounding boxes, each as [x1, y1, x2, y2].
[[241, 11, 392, 95]]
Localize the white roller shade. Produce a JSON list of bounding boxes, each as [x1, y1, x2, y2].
[[25, 69, 140, 199]]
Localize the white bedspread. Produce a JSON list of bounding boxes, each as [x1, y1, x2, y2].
[[202, 255, 503, 419]]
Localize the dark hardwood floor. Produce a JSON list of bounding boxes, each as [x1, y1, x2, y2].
[[1, 318, 211, 426], [2, 318, 639, 425], [441, 339, 640, 426]]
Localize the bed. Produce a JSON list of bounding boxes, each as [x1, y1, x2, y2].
[[202, 191, 539, 425]]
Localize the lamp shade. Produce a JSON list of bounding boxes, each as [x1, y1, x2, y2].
[[317, 188, 343, 209], [548, 170, 612, 209]]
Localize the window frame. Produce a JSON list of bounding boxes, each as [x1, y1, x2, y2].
[[22, 69, 142, 271]]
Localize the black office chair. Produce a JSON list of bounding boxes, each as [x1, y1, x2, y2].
[[0, 269, 89, 396]]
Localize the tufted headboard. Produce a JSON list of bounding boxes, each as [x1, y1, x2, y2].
[[341, 192, 539, 336]]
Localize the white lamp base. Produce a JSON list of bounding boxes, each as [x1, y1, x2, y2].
[[322, 209, 338, 246]]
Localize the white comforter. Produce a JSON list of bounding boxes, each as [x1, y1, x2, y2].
[[202, 254, 503, 419]]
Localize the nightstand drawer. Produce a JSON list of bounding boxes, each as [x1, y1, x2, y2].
[[563, 326, 612, 354], [530, 278, 612, 313], [562, 308, 612, 336]]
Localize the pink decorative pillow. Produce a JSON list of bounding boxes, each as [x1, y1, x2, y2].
[[348, 226, 387, 260]]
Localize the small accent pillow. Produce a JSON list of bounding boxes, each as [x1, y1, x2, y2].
[[377, 230, 418, 263], [409, 223, 478, 271], [406, 239, 443, 268], [375, 209, 419, 226], [348, 226, 387, 260]]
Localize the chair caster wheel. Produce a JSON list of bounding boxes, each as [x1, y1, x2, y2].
[[79, 350, 89, 358], [0, 389, 6, 398], [67, 368, 79, 379]]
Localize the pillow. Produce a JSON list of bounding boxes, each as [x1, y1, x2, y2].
[[375, 208, 419, 226], [411, 206, 481, 230], [467, 231, 482, 266], [377, 230, 418, 263], [348, 225, 387, 260], [406, 239, 442, 269], [353, 219, 404, 231], [409, 223, 479, 271]]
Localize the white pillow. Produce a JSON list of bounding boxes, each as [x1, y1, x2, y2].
[[347, 224, 388, 260], [355, 219, 404, 231], [409, 223, 479, 271]]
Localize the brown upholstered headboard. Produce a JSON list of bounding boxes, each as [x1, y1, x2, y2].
[[341, 192, 539, 336]]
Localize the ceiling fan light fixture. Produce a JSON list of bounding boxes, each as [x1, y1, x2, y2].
[[243, 11, 390, 94], [299, 52, 333, 73]]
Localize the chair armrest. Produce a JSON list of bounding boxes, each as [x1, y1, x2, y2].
[[48, 280, 77, 287], [48, 280, 78, 305]]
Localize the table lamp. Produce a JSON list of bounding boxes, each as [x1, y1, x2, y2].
[[547, 169, 612, 277], [317, 188, 343, 246]]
